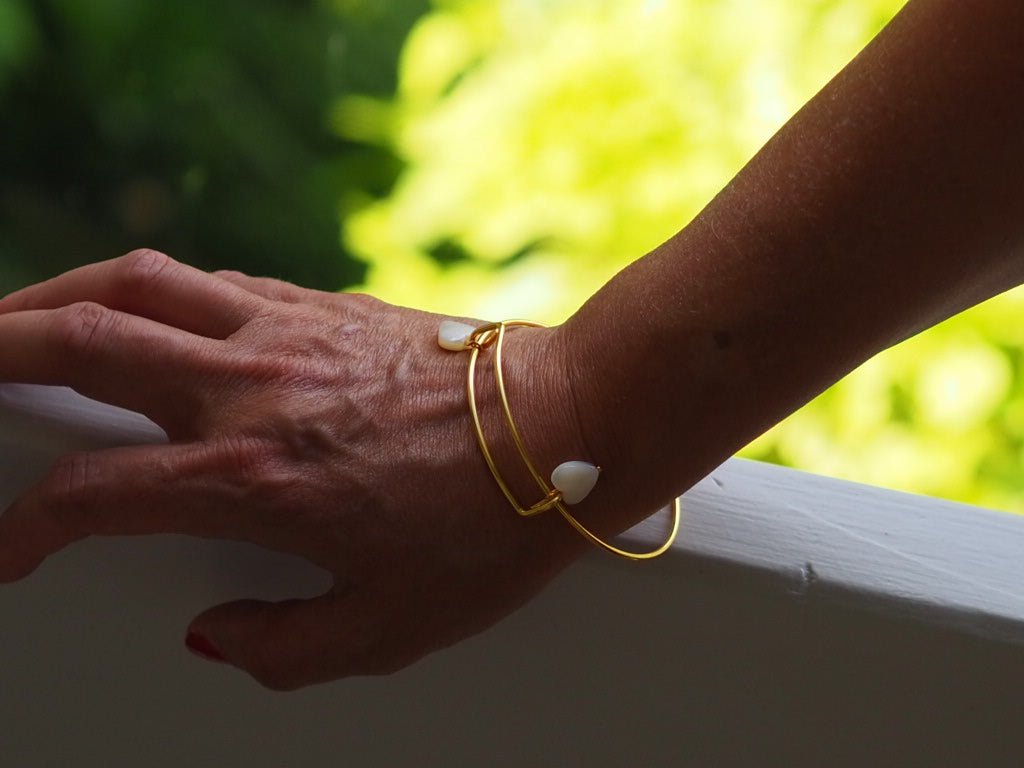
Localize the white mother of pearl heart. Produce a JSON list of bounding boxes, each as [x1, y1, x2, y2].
[[437, 320, 476, 351], [551, 461, 600, 505]]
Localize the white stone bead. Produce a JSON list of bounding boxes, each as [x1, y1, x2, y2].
[[438, 320, 476, 351], [551, 461, 600, 505]]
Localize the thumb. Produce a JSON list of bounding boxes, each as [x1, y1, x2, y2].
[[185, 592, 353, 691]]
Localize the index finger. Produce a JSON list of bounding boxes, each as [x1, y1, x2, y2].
[[0, 441, 331, 583]]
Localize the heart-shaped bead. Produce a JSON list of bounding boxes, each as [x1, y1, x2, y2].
[[551, 461, 599, 505], [438, 320, 476, 351]]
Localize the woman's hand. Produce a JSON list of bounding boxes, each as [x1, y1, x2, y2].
[[0, 250, 589, 689]]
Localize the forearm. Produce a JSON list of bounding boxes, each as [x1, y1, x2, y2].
[[559, 0, 1024, 534]]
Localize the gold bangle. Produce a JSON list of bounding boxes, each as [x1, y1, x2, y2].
[[439, 319, 680, 561]]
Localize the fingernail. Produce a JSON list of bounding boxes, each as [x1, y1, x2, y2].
[[186, 631, 226, 663]]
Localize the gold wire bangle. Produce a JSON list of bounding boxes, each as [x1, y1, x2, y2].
[[463, 320, 680, 562]]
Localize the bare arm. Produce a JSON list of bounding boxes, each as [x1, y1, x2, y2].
[[552, 0, 1024, 540]]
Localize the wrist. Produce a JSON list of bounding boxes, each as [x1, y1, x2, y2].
[[493, 325, 595, 561], [449, 316, 678, 561], [503, 321, 673, 551]]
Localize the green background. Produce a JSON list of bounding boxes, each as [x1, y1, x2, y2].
[[3, 0, 1022, 512]]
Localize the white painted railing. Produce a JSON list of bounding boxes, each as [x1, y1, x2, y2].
[[2, 382, 1024, 766]]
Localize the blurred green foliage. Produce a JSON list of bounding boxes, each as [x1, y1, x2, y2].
[[347, 0, 904, 319], [3, 0, 1023, 512], [0, 0, 428, 293], [346, 0, 1024, 512]]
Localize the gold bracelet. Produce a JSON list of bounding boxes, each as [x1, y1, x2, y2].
[[438, 319, 680, 561]]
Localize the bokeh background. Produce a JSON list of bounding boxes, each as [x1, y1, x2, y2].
[[2, 0, 1023, 512]]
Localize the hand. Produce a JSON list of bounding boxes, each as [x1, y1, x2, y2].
[[0, 250, 589, 689]]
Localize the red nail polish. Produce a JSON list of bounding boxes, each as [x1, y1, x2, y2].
[[186, 631, 226, 663]]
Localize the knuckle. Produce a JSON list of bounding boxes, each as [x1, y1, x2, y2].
[[222, 444, 308, 515], [342, 292, 382, 311], [244, 353, 297, 382], [216, 435, 280, 484], [51, 301, 116, 357], [224, 347, 309, 386], [341, 290, 371, 303], [119, 248, 174, 291]]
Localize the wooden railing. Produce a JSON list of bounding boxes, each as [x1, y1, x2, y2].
[[2, 382, 1023, 766]]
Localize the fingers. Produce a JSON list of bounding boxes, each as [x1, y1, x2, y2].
[[0, 302, 224, 425], [0, 440, 315, 582], [214, 270, 317, 304], [215, 270, 374, 312], [187, 593, 366, 690], [0, 250, 262, 339]]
